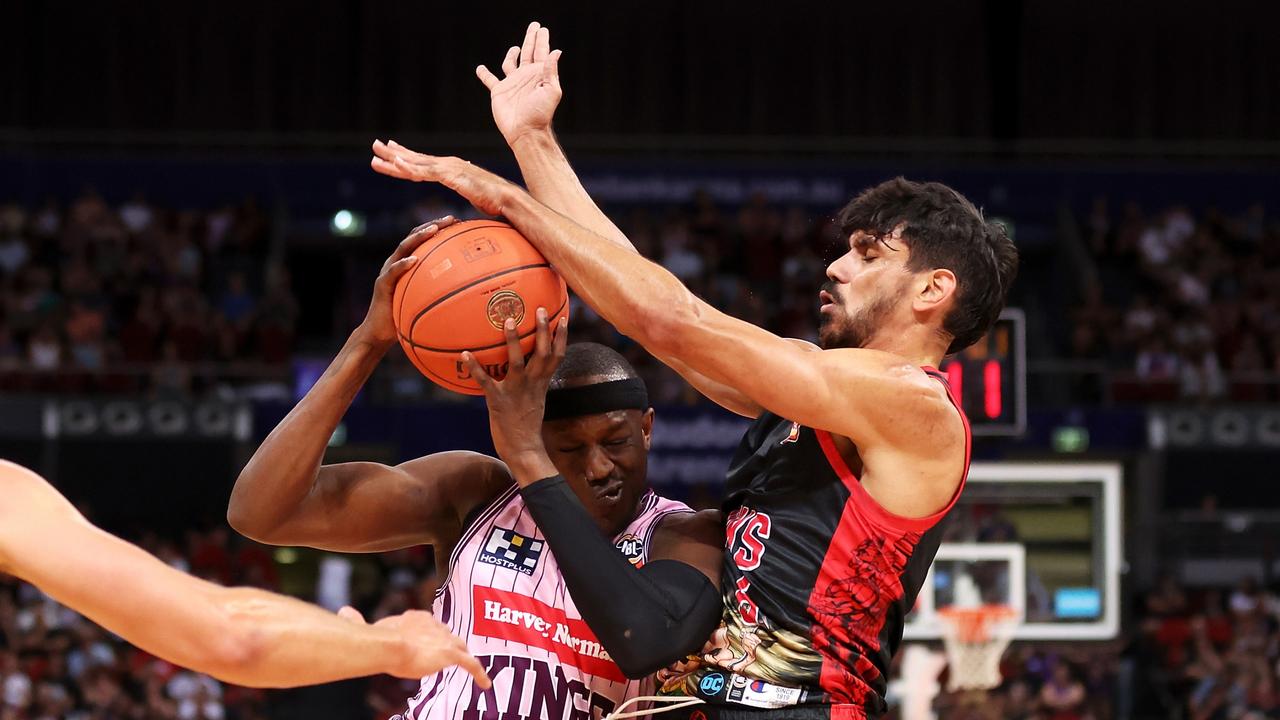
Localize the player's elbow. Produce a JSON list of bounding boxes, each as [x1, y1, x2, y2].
[[225, 496, 266, 542], [199, 616, 267, 686], [611, 610, 721, 680], [631, 295, 701, 355], [226, 478, 284, 544]]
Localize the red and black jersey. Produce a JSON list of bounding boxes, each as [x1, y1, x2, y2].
[[658, 369, 970, 718]]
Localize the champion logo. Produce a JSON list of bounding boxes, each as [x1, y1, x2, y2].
[[780, 421, 802, 444]]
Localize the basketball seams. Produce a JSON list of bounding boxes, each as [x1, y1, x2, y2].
[[394, 222, 510, 332], [406, 262, 552, 343], [402, 299, 569, 396], [411, 344, 480, 395], [405, 294, 569, 352]]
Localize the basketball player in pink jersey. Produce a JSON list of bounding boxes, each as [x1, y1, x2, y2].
[[0, 459, 486, 689], [368, 21, 1018, 719], [228, 226, 724, 719]]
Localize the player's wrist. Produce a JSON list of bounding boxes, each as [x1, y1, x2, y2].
[[508, 127, 556, 155], [351, 322, 396, 353], [374, 626, 418, 678], [505, 450, 558, 486]]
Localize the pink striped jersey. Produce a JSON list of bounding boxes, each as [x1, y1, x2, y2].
[[395, 484, 694, 720]]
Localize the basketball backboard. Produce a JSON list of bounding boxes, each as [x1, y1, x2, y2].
[[903, 462, 1123, 641]]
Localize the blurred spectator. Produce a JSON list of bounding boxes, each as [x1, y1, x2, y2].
[[1080, 199, 1278, 402], [0, 191, 295, 395]]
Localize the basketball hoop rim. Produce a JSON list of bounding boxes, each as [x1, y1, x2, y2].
[[937, 604, 1019, 644]]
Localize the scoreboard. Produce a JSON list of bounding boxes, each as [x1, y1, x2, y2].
[[937, 308, 1026, 436]]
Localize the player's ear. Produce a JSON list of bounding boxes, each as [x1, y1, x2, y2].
[[640, 408, 655, 451], [915, 268, 956, 313]]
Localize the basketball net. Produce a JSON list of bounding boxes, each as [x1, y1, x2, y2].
[[937, 605, 1017, 692]]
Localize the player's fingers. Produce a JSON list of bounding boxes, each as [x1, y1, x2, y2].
[[461, 352, 495, 392], [382, 255, 419, 286], [502, 318, 524, 372], [371, 138, 398, 162], [476, 64, 499, 91], [389, 222, 439, 263], [337, 606, 366, 624], [501, 46, 519, 76], [385, 139, 427, 161], [551, 315, 569, 362], [534, 25, 550, 61], [531, 307, 550, 359], [371, 156, 411, 180], [519, 21, 539, 66], [546, 49, 563, 80], [411, 215, 456, 237], [457, 649, 491, 689], [390, 155, 430, 182]]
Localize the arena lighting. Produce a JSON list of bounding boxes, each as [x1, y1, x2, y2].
[[1051, 426, 1089, 453], [330, 209, 366, 237]]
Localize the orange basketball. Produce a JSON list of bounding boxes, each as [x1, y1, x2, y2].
[[392, 220, 569, 395]]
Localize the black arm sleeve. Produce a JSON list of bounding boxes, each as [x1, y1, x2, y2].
[[519, 475, 722, 679]]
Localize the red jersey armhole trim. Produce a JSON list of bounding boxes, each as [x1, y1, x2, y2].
[[813, 367, 972, 534]]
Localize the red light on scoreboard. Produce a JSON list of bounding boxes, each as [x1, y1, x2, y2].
[[984, 359, 1002, 419], [936, 310, 1025, 436]]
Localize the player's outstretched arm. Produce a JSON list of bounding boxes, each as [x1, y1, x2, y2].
[[369, 151, 965, 515], [472, 21, 633, 252], [0, 461, 490, 690], [472, 22, 776, 415], [462, 313, 723, 678], [228, 221, 510, 552]]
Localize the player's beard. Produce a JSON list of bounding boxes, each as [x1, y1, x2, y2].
[[819, 282, 903, 350]]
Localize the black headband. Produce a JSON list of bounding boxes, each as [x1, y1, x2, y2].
[[543, 378, 650, 421]]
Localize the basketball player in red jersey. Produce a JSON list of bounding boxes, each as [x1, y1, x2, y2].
[[369, 21, 1018, 719], [0, 460, 487, 689]]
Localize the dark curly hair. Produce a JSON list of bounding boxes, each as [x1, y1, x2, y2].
[[836, 178, 1019, 354]]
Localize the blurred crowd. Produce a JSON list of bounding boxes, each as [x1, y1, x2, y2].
[[1126, 574, 1280, 720], [0, 528, 436, 720], [6, 189, 1279, 405], [0, 192, 298, 396], [926, 645, 1121, 720], [1072, 199, 1280, 402]]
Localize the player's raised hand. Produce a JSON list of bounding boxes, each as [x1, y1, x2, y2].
[[359, 218, 456, 345], [477, 21, 563, 147], [462, 308, 568, 467], [371, 141, 514, 218], [339, 606, 490, 688]]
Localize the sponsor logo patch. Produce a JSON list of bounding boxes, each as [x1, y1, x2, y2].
[[471, 587, 624, 682], [478, 527, 544, 576]]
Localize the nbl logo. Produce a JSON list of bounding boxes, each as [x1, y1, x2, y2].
[[478, 527, 544, 576], [615, 534, 644, 567]]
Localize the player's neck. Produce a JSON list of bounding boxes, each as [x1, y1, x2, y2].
[[862, 327, 947, 368]]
